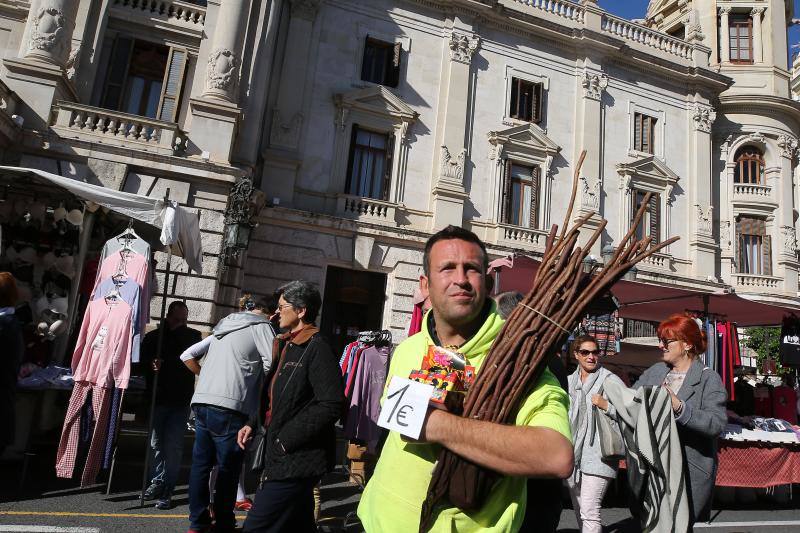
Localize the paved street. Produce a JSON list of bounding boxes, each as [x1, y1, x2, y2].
[[1, 429, 798, 533]]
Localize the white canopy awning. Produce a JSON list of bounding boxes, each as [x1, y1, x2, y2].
[[0, 165, 203, 273]]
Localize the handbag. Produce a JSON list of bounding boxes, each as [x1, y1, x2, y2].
[[248, 424, 267, 473], [592, 383, 625, 460]]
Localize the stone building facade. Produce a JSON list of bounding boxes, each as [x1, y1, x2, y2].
[[0, 0, 798, 346]]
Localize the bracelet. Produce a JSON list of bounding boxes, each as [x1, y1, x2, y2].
[[674, 401, 684, 416]]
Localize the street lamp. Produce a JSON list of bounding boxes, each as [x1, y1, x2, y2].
[[220, 177, 265, 270]]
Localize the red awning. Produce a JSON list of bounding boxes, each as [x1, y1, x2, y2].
[[489, 253, 800, 327]]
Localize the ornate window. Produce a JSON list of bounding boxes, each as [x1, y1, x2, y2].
[[616, 156, 679, 249], [733, 147, 764, 185], [631, 189, 660, 243], [509, 78, 543, 124], [736, 215, 771, 275], [633, 113, 656, 155], [729, 15, 753, 64], [502, 162, 540, 228], [628, 102, 665, 159], [345, 126, 392, 201]]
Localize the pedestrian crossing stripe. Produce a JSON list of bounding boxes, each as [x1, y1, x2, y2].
[[0, 511, 247, 520]]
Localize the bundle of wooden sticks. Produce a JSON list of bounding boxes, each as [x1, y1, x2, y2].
[[419, 151, 680, 531]]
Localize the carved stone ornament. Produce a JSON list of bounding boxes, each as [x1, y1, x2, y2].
[[28, 7, 65, 53], [270, 109, 303, 149], [290, 0, 321, 19], [742, 131, 767, 146], [448, 32, 479, 64], [580, 175, 601, 210], [778, 134, 798, 159], [718, 6, 732, 15], [720, 220, 732, 250], [684, 9, 705, 42], [751, 6, 765, 17], [692, 103, 716, 133], [440, 145, 465, 183], [581, 71, 608, 100], [665, 184, 675, 207], [696, 204, 713, 236], [781, 225, 798, 254], [65, 45, 80, 81], [206, 48, 238, 91]]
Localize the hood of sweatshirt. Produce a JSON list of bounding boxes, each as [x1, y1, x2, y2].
[[420, 300, 504, 370], [213, 311, 270, 339]]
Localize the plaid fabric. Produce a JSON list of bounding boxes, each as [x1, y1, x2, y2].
[[55, 382, 114, 486]]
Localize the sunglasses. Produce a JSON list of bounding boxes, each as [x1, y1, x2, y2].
[[577, 349, 601, 356], [659, 338, 677, 347]]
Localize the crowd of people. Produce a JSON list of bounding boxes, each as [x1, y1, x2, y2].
[[0, 225, 739, 533]]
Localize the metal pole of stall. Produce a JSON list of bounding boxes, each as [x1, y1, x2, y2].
[[140, 189, 171, 507]]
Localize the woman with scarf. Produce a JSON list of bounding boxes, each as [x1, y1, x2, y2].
[[238, 280, 344, 532], [567, 334, 625, 533]]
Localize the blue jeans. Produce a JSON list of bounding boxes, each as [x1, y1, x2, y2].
[[188, 405, 247, 531], [149, 405, 190, 497]]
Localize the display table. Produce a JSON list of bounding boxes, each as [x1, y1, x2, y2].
[[715, 439, 800, 488]]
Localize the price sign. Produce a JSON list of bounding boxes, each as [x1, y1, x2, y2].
[[377, 376, 434, 440]]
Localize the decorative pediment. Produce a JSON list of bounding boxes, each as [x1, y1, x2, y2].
[[616, 155, 679, 188], [488, 123, 560, 159], [333, 85, 418, 122]]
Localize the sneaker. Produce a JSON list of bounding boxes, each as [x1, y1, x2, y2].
[[143, 483, 163, 501], [155, 497, 172, 510], [234, 498, 252, 512]]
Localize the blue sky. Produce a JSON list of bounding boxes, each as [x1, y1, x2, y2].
[[598, 0, 800, 60]]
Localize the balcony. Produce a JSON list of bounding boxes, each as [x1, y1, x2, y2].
[[495, 223, 548, 252], [637, 251, 673, 273], [336, 194, 397, 225], [110, 0, 205, 38], [51, 102, 184, 157], [732, 273, 782, 294], [732, 183, 775, 207]]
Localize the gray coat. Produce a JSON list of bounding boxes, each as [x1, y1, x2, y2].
[[634, 359, 727, 522]]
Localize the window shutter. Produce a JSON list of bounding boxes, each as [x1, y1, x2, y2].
[[157, 47, 187, 123], [763, 234, 772, 276], [634, 114, 642, 152], [530, 165, 540, 229], [649, 193, 660, 243], [388, 42, 402, 88], [100, 36, 134, 111], [735, 217, 743, 272], [630, 189, 639, 228], [344, 124, 360, 195], [533, 83, 543, 124], [501, 160, 513, 223], [382, 131, 395, 201]]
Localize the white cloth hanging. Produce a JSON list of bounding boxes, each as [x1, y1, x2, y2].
[[160, 200, 203, 274]]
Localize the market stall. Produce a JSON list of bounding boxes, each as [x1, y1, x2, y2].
[[0, 166, 202, 498]]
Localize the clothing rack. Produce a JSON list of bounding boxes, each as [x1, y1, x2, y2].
[[357, 329, 392, 346]]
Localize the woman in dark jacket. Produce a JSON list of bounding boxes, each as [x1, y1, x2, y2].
[[238, 280, 344, 533], [0, 272, 24, 456], [632, 314, 727, 525]]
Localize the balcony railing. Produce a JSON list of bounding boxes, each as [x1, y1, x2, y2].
[[638, 251, 672, 271], [496, 223, 548, 250], [336, 194, 397, 224], [511, 0, 585, 23], [51, 102, 183, 157], [732, 273, 782, 293], [110, 0, 205, 31], [733, 183, 772, 202], [601, 13, 693, 60]]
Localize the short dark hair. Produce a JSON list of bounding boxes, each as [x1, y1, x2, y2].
[[423, 225, 489, 277], [277, 280, 322, 324], [495, 291, 523, 319], [167, 300, 188, 316], [256, 293, 279, 314], [570, 334, 598, 356]]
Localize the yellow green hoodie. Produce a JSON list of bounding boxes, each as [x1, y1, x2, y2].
[[357, 305, 571, 532]]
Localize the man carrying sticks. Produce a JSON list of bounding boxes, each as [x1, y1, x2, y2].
[[357, 225, 573, 532]]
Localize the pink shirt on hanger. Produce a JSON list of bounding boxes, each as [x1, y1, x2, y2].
[[92, 250, 151, 332], [71, 297, 134, 388]]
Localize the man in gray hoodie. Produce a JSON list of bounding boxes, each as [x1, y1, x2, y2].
[[181, 296, 275, 533]]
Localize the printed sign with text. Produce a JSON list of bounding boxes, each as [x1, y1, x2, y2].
[[377, 376, 434, 440]]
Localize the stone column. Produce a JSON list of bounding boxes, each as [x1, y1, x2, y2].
[[776, 135, 799, 292], [751, 7, 764, 64], [22, 0, 78, 67], [719, 7, 731, 63], [202, 0, 249, 103], [574, 65, 607, 257], [268, 0, 321, 151], [431, 25, 479, 229], [688, 102, 717, 279]]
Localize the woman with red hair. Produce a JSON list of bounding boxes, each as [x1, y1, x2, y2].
[[633, 314, 727, 525]]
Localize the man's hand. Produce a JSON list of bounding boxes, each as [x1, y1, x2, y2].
[[151, 359, 162, 372], [591, 394, 609, 411], [237, 425, 253, 450]]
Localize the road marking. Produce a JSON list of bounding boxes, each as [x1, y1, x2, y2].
[[0, 527, 100, 532], [696, 521, 800, 528]]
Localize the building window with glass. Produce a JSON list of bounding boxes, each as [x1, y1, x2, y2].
[[345, 125, 393, 201], [502, 162, 540, 228], [729, 15, 753, 64], [736, 216, 771, 275], [633, 113, 656, 154], [733, 147, 765, 184], [509, 78, 544, 124], [361, 37, 402, 87]]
